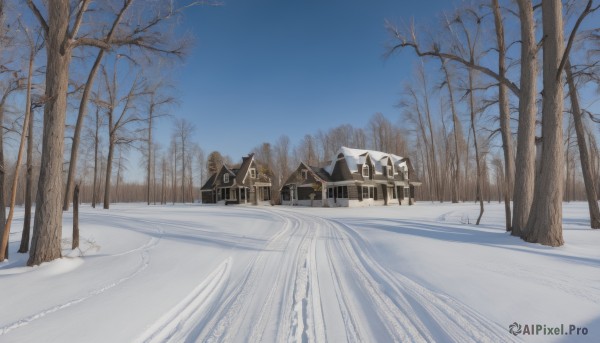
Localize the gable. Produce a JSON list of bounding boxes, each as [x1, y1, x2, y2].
[[330, 156, 355, 182], [215, 165, 235, 187]]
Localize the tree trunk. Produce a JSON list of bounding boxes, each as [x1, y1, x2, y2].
[[0, 82, 32, 261], [469, 69, 485, 225], [72, 184, 79, 250], [565, 59, 600, 228], [91, 108, 100, 208], [28, 1, 72, 266], [512, 0, 538, 236], [63, 50, 106, 211], [18, 99, 34, 253], [439, 57, 463, 203], [172, 147, 177, 204], [147, 105, 153, 205], [492, 0, 515, 231], [181, 138, 185, 203], [19, 52, 35, 253], [1, 50, 34, 260], [103, 139, 115, 209], [0, 106, 6, 259], [115, 150, 121, 203], [523, 0, 565, 246]]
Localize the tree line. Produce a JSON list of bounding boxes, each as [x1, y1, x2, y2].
[[386, 0, 600, 245], [0, 0, 598, 267], [0, 0, 211, 265]]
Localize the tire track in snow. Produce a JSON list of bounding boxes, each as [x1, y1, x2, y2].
[[0, 222, 163, 336], [135, 258, 231, 343], [195, 211, 301, 342], [328, 217, 520, 342], [190, 208, 327, 343]]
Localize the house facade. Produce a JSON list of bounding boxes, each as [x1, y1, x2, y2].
[[280, 147, 421, 207], [201, 153, 272, 205]]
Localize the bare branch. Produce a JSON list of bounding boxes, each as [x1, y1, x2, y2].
[[557, 0, 599, 80], [69, 0, 91, 40], [385, 21, 521, 96], [25, 0, 49, 35]]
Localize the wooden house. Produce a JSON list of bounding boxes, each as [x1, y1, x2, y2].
[[201, 153, 272, 205], [281, 147, 421, 207]]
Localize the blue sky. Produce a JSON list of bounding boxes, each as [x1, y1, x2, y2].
[[162, 0, 453, 159]]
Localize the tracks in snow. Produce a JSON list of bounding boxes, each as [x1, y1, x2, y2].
[[2, 207, 517, 342], [136, 258, 232, 343], [164, 207, 517, 342], [0, 221, 164, 337]]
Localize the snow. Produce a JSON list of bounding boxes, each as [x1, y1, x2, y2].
[[324, 146, 406, 175], [1, 202, 599, 342]]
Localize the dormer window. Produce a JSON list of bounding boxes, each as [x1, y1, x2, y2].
[[250, 168, 256, 178], [400, 166, 408, 179], [387, 166, 393, 177], [301, 169, 308, 180], [224, 174, 229, 183], [362, 165, 369, 177]]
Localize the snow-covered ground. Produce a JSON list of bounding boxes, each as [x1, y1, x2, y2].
[[1, 202, 599, 342]]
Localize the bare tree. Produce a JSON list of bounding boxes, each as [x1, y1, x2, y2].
[[0, 75, 23, 259], [91, 104, 103, 208], [523, 0, 565, 246], [438, 57, 465, 203], [207, 150, 224, 176], [296, 134, 319, 166], [25, 0, 201, 266], [0, 27, 36, 261], [511, 0, 540, 236], [98, 60, 144, 210], [565, 59, 600, 228], [62, 0, 134, 211], [17, 98, 36, 253], [173, 118, 195, 203], [144, 82, 173, 205], [491, 0, 515, 231], [274, 135, 291, 188]]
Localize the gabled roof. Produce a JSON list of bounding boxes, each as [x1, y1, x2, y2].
[[308, 165, 331, 182], [201, 173, 216, 191], [201, 153, 272, 190], [236, 153, 255, 184], [325, 147, 407, 176]]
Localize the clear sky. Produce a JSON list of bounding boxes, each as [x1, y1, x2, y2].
[[161, 0, 454, 160]]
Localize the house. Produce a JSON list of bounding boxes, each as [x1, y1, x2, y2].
[[201, 153, 272, 205], [280, 162, 330, 207], [280, 147, 421, 207]]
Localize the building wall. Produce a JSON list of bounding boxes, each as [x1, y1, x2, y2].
[[201, 191, 215, 204]]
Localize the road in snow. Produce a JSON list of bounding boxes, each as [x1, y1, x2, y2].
[[1, 203, 599, 342]]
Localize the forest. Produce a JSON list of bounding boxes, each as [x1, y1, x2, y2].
[[0, 0, 599, 266]]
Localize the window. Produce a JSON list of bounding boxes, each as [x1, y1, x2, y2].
[[392, 187, 397, 199], [362, 165, 369, 177], [250, 168, 256, 178], [327, 186, 347, 199], [387, 166, 393, 177], [262, 187, 271, 201], [401, 166, 408, 180], [362, 186, 375, 199], [404, 187, 410, 198], [301, 169, 308, 180], [224, 174, 229, 183]]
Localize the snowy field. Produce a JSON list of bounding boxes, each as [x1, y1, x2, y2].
[[1, 202, 599, 342]]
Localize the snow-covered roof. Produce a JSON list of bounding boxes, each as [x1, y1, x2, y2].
[[324, 147, 407, 175]]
